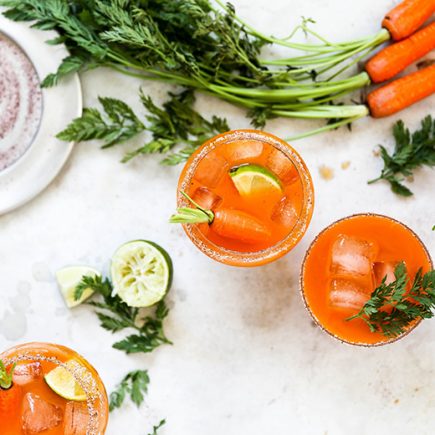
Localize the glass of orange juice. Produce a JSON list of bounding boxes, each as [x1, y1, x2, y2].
[[171, 130, 314, 267], [0, 342, 109, 434], [301, 214, 433, 346]]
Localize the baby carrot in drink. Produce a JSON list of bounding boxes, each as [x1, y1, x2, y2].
[[301, 214, 433, 346], [171, 130, 314, 267]]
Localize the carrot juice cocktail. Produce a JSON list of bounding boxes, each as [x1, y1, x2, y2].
[[0, 342, 109, 434], [301, 214, 433, 346], [171, 130, 314, 266]]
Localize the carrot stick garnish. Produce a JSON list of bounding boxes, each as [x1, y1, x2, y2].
[[382, 0, 435, 41], [169, 192, 271, 244], [367, 64, 435, 118], [366, 22, 435, 83]]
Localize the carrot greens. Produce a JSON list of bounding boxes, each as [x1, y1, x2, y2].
[[347, 263, 435, 338], [57, 89, 229, 165], [75, 275, 172, 354], [369, 115, 435, 196], [0, 0, 386, 135]]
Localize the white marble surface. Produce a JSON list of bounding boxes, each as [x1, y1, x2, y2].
[[1, 1, 435, 434]]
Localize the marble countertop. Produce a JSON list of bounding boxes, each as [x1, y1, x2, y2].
[[1, 1, 434, 434]]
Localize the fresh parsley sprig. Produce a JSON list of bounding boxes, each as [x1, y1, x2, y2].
[[369, 116, 435, 196], [148, 419, 166, 435], [109, 369, 150, 411], [347, 263, 435, 338], [75, 275, 172, 354], [57, 89, 229, 165]]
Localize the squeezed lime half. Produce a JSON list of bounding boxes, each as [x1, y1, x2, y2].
[[56, 266, 99, 308], [230, 164, 282, 197], [110, 240, 173, 308]]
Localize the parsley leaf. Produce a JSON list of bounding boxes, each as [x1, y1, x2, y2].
[[109, 370, 150, 411], [148, 419, 166, 435], [57, 89, 229, 165], [347, 263, 435, 338], [75, 275, 172, 355], [369, 116, 435, 196]]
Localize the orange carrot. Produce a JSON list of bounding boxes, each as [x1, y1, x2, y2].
[[382, 0, 435, 41], [367, 64, 435, 117], [366, 22, 435, 83], [212, 209, 272, 243]]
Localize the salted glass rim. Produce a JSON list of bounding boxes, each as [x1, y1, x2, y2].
[[178, 129, 315, 266]]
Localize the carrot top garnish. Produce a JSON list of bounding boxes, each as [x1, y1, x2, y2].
[[169, 192, 215, 225], [347, 263, 435, 338], [0, 360, 16, 390]]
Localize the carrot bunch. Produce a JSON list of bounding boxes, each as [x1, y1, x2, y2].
[[364, 0, 435, 118]]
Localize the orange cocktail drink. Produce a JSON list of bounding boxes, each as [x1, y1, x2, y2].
[[174, 130, 314, 266], [0, 342, 108, 434], [301, 214, 432, 346]]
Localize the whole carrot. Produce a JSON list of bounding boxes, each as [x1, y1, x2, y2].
[[169, 192, 271, 243], [382, 0, 435, 41], [367, 64, 435, 118], [366, 21, 435, 83]]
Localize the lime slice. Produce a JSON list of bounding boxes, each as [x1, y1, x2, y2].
[[230, 164, 282, 197], [110, 240, 173, 308], [56, 266, 100, 308], [45, 359, 87, 401]]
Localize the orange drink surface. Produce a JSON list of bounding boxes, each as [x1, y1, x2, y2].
[[177, 130, 314, 266], [301, 214, 432, 346], [0, 342, 108, 435]]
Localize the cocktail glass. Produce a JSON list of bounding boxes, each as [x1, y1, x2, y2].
[[0, 342, 109, 434], [176, 130, 314, 267], [300, 213, 433, 346]]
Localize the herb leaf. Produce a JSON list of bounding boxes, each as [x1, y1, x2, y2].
[[57, 89, 229, 165], [347, 263, 435, 338], [148, 419, 166, 435], [369, 116, 435, 196], [75, 275, 172, 355], [109, 369, 150, 411]]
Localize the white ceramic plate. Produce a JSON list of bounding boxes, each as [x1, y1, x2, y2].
[[0, 13, 82, 215]]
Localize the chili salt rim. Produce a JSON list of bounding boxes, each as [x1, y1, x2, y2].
[[178, 129, 315, 267], [299, 213, 433, 347]]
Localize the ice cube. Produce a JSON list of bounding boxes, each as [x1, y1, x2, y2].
[[330, 235, 377, 281], [64, 401, 89, 435], [271, 196, 298, 228], [194, 153, 229, 188], [266, 149, 298, 184], [223, 140, 263, 164], [329, 279, 370, 311], [22, 393, 63, 434], [374, 261, 402, 286], [192, 187, 222, 210], [13, 362, 42, 386]]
